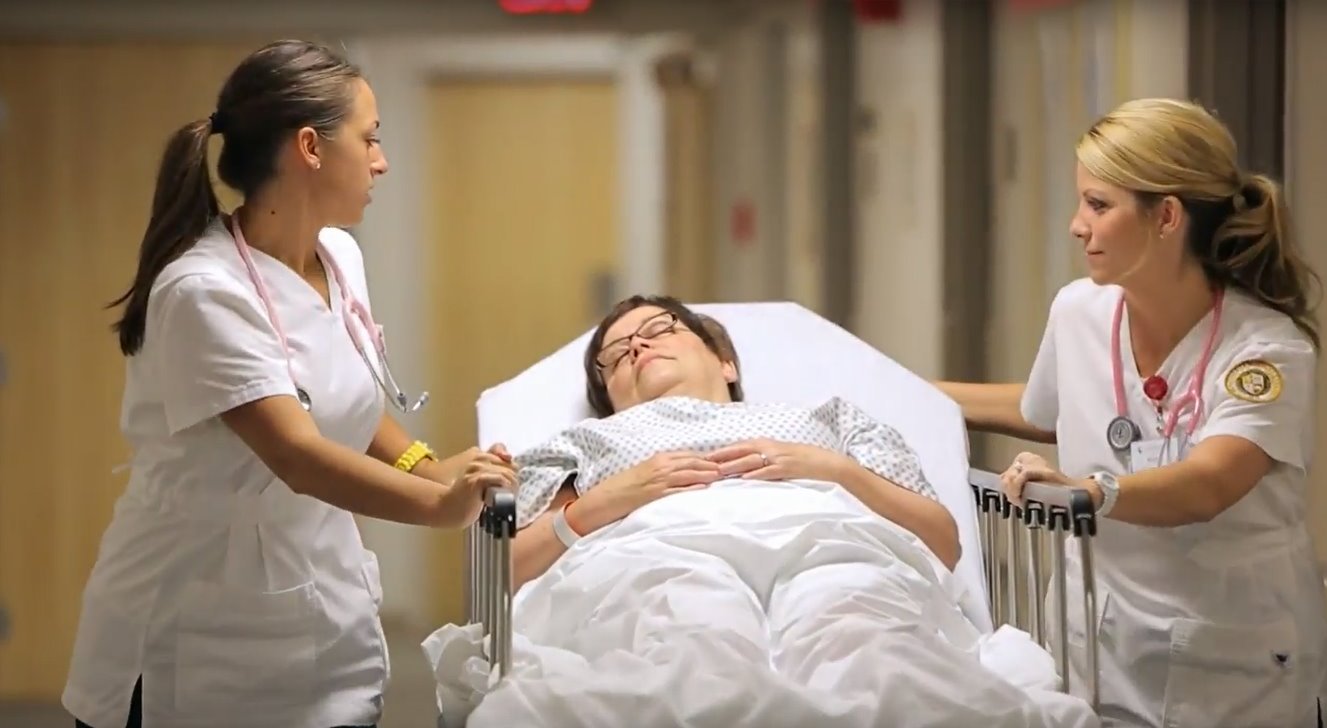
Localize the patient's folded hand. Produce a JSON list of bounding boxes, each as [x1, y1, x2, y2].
[[708, 439, 849, 483], [575, 451, 721, 530]]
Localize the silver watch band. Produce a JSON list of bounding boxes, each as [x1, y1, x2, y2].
[[1091, 471, 1120, 517]]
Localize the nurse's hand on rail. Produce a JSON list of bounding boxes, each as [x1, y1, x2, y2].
[[438, 449, 517, 528], [572, 451, 720, 530], [707, 439, 847, 483], [1000, 451, 1097, 508]]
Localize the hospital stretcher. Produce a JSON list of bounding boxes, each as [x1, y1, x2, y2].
[[457, 301, 1102, 718]]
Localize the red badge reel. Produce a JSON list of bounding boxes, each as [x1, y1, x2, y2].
[[1143, 375, 1169, 404]]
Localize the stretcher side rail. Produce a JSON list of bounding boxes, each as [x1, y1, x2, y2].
[[969, 467, 1099, 712], [467, 485, 516, 679], [466, 472, 1101, 712]]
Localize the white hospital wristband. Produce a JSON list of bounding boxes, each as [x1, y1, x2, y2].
[[552, 502, 583, 548]]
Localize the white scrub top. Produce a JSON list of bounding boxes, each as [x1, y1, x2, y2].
[[1023, 277, 1327, 727], [62, 218, 389, 728]]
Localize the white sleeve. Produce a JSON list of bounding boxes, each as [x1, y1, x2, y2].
[[513, 431, 584, 529], [151, 274, 298, 435], [1198, 339, 1317, 471], [816, 398, 939, 502], [1021, 289, 1064, 432]]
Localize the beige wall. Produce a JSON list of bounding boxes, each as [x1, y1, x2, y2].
[[0, 0, 728, 631], [1285, 0, 1327, 564], [349, 32, 697, 627], [10, 0, 1322, 633], [0, 0, 734, 38], [707, 0, 1165, 452], [852, 2, 946, 377], [981, 0, 1188, 470], [709, 0, 813, 306]]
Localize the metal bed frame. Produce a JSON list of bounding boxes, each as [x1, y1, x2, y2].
[[464, 468, 1101, 712]]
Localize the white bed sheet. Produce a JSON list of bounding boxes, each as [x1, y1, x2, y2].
[[427, 479, 1096, 727], [475, 301, 991, 629]]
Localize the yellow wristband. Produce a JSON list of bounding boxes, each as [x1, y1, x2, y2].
[[394, 441, 436, 472]]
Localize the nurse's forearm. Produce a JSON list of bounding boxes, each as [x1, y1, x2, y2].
[[222, 398, 469, 527], [367, 413, 475, 485], [833, 461, 962, 570], [283, 439, 472, 526], [1108, 435, 1273, 527], [934, 381, 1056, 444]]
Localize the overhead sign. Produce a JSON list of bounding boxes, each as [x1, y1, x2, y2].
[[498, 0, 594, 14]]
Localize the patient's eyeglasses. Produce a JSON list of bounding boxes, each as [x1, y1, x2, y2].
[[595, 311, 683, 371]]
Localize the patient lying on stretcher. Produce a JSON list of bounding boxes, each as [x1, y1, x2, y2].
[[510, 294, 961, 588], [425, 295, 1097, 727]]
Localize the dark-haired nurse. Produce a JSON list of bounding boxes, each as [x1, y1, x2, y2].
[[62, 40, 515, 728], [940, 98, 1327, 727]]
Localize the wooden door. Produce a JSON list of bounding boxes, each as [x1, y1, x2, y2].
[[426, 78, 619, 625], [0, 40, 253, 701], [656, 53, 717, 303]]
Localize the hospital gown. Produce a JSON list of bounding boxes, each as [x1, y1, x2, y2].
[[514, 395, 936, 529]]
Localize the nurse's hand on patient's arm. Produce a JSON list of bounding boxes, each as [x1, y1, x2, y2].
[[440, 450, 519, 529], [411, 443, 511, 489], [367, 412, 511, 485], [221, 395, 514, 529]]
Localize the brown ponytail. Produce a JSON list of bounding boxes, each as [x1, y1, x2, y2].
[[109, 119, 219, 355], [106, 39, 363, 356], [1206, 174, 1322, 348]]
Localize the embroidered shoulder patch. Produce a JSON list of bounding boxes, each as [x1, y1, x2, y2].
[[1224, 359, 1283, 403]]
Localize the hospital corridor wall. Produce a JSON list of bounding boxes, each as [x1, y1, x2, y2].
[[0, 1, 733, 708], [0, 39, 259, 702], [1286, 0, 1327, 581], [2, 0, 1327, 721], [980, 0, 1191, 482], [423, 76, 621, 627]]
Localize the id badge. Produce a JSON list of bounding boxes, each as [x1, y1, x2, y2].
[[1128, 439, 1167, 473]]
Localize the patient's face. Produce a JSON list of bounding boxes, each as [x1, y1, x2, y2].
[[596, 305, 737, 412]]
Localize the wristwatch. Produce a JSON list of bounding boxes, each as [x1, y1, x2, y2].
[[1088, 471, 1120, 517]]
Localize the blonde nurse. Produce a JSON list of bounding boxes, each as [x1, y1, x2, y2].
[[63, 40, 514, 728], [940, 98, 1326, 726]]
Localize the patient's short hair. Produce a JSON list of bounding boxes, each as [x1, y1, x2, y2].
[[584, 295, 744, 417]]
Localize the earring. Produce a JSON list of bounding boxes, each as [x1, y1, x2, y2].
[[313, 161, 321, 170]]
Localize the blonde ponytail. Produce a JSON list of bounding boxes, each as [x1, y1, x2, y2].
[[1204, 174, 1321, 348], [1076, 98, 1322, 348]]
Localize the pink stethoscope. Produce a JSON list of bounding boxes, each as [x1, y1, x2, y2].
[[229, 216, 429, 414], [1106, 288, 1224, 453]]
